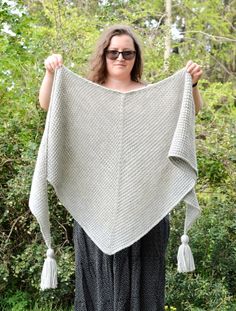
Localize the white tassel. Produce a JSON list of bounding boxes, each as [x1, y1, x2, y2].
[[177, 234, 195, 273], [40, 248, 58, 290]]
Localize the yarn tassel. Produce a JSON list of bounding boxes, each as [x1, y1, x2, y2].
[[40, 248, 58, 290], [177, 234, 195, 273]]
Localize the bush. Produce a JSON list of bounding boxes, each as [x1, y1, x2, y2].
[[1, 1, 235, 310]]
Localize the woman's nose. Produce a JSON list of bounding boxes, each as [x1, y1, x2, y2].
[[117, 52, 124, 60]]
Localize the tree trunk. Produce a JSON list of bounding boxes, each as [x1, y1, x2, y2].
[[164, 0, 172, 71]]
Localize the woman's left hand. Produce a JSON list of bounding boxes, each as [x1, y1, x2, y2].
[[186, 60, 203, 85]]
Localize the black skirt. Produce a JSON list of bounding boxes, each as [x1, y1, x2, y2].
[[73, 216, 170, 311]]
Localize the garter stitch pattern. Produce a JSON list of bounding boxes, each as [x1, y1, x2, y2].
[[29, 66, 201, 285]]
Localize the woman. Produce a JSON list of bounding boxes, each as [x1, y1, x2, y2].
[[39, 25, 203, 311]]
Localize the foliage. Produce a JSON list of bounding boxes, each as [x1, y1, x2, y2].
[[0, 0, 235, 309], [0, 290, 73, 311]]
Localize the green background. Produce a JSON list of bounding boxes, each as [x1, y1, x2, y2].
[[0, 0, 235, 310]]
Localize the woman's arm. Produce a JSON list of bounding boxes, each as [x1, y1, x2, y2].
[[192, 86, 203, 115], [186, 60, 203, 115], [39, 71, 55, 111], [39, 54, 63, 111]]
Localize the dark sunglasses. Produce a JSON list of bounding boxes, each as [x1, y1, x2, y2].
[[105, 50, 136, 60]]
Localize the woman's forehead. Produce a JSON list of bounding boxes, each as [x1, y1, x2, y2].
[[108, 34, 135, 49]]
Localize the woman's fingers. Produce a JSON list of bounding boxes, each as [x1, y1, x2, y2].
[[186, 60, 193, 70], [186, 60, 203, 84], [44, 59, 54, 73], [53, 54, 63, 67], [44, 54, 63, 73]]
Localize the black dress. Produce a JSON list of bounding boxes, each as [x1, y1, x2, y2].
[[73, 216, 170, 311]]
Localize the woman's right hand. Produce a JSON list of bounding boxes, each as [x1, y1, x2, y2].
[[39, 54, 63, 110], [44, 54, 63, 74]]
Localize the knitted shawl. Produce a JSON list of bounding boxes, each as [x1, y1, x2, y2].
[[29, 66, 201, 289]]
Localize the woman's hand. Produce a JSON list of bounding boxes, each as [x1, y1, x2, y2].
[[186, 61, 203, 114], [186, 60, 203, 85], [44, 54, 63, 74], [39, 54, 63, 111]]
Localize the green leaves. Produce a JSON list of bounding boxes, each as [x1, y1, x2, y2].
[[0, 0, 235, 309]]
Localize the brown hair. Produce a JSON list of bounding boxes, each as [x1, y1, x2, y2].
[[87, 25, 143, 84]]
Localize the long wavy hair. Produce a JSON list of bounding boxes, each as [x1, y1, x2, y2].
[[87, 25, 143, 84]]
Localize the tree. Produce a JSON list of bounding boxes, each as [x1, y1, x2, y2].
[[0, 0, 235, 309]]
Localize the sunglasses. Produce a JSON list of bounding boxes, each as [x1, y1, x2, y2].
[[105, 50, 136, 60]]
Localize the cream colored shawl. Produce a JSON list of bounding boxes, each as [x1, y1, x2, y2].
[[29, 66, 201, 289]]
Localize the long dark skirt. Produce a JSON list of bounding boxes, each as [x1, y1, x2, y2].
[[73, 216, 170, 311]]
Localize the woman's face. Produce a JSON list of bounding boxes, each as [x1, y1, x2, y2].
[[105, 34, 136, 80]]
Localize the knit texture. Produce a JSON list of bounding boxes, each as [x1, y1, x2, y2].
[[29, 65, 200, 255]]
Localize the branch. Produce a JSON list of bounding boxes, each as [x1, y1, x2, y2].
[[179, 30, 236, 42], [3, 215, 23, 249], [157, 14, 166, 29], [55, 219, 69, 246], [223, 17, 236, 32], [179, 36, 235, 77], [209, 54, 234, 76], [0, 159, 15, 167]]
